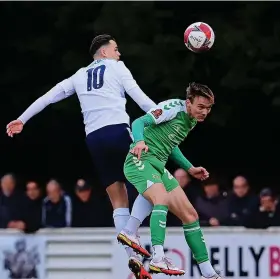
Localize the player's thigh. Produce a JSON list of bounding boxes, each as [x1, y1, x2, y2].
[[162, 168, 180, 193], [168, 186, 198, 223], [124, 153, 163, 196], [143, 182, 169, 205], [86, 123, 132, 188]]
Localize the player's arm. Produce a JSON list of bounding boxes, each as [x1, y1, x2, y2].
[[131, 114, 155, 143], [169, 146, 193, 171], [6, 77, 75, 137], [18, 78, 75, 124], [170, 145, 209, 180], [116, 61, 156, 112], [130, 114, 154, 159]]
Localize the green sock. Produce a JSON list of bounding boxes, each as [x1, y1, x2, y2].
[[150, 204, 168, 246], [183, 221, 209, 263]]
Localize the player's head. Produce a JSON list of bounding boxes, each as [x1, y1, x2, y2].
[[186, 82, 214, 122], [89, 34, 120, 61]]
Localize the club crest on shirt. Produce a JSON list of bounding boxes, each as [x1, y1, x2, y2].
[[151, 109, 163, 119]]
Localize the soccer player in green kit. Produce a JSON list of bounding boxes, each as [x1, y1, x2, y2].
[[118, 83, 223, 279]]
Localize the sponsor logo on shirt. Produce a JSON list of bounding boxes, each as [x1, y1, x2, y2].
[[151, 109, 163, 119]]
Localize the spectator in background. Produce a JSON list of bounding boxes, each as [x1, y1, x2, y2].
[[244, 188, 280, 228], [0, 174, 26, 230], [42, 179, 72, 228], [72, 179, 111, 227], [25, 181, 42, 233], [226, 176, 257, 226], [195, 178, 228, 227]]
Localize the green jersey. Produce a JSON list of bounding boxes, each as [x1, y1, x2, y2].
[[132, 99, 197, 165]]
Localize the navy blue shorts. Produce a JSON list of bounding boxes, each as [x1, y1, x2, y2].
[[86, 123, 133, 188]]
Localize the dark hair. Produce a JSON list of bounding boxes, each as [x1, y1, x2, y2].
[[26, 180, 40, 189], [260, 188, 275, 199], [186, 82, 214, 103], [89, 34, 116, 57], [202, 178, 219, 187]]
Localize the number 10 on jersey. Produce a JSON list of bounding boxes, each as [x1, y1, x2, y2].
[[87, 65, 106, 91]]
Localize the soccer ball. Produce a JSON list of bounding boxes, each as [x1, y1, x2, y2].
[[184, 22, 215, 53]]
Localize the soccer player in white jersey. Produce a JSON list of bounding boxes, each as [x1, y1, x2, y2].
[[6, 34, 155, 279]]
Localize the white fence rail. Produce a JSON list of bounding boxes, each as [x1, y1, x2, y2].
[[0, 227, 279, 279]]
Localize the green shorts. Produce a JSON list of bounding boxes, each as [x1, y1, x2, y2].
[[124, 152, 179, 194]]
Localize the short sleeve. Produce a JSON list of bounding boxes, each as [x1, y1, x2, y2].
[[147, 99, 185, 124]]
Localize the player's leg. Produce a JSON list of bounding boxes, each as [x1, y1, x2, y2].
[[166, 181, 221, 279], [120, 155, 185, 276], [143, 183, 185, 276], [118, 154, 166, 257], [86, 124, 147, 277], [127, 198, 154, 278], [86, 124, 153, 279], [109, 182, 152, 279], [86, 125, 132, 247], [138, 168, 184, 276], [125, 193, 153, 235], [120, 154, 170, 256]]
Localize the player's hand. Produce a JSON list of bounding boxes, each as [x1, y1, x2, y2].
[[130, 140, 149, 160], [6, 119, 24, 137], [188, 166, 209, 180]]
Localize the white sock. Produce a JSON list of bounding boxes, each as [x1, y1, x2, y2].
[[113, 208, 134, 258], [199, 261, 216, 277], [152, 245, 165, 261], [125, 216, 141, 234], [129, 194, 153, 230]]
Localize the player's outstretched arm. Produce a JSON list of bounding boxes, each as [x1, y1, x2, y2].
[[126, 86, 156, 113], [170, 146, 209, 181], [6, 78, 75, 137], [116, 61, 156, 112]]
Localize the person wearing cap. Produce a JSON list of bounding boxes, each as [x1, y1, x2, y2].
[[72, 179, 111, 228], [244, 188, 280, 228]]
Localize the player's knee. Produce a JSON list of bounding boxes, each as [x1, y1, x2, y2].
[[144, 183, 169, 206], [181, 208, 199, 224], [153, 192, 169, 205]]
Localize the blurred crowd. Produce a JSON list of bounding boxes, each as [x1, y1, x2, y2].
[[0, 171, 280, 233]]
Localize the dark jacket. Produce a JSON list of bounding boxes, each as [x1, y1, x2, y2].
[[244, 201, 280, 229], [0, 191, 26, 228], [24, 196, 43, 233], [72, 194, 112, 227], [226, 192, 258, 226], [42, 195, 72, 228], [195, 194, 229, 226]]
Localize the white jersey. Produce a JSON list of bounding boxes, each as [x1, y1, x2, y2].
[[18, 59, 155, 135]]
